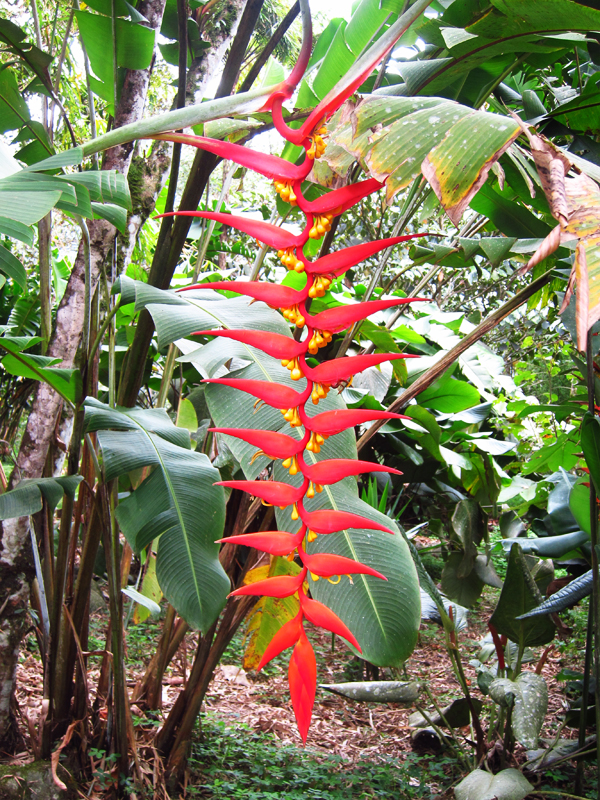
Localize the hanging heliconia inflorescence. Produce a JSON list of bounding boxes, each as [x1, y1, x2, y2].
[[153, 0, 428, 742]]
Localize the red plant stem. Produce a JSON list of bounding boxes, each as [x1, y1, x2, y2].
[[488, 622, 506, 672]]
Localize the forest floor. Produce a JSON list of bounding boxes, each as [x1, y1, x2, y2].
[[12, 565, 596, 799]]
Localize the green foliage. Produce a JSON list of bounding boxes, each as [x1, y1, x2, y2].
[[188, 715, 455, 800], [85, 398, 229, 633], [489, 543, 556, 649], [0, 475, 82, 519]]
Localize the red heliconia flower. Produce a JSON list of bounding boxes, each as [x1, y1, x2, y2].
[[195, 329, 307, 361], [216, 479, 307, 507], [301, 457, 402, 485], [298, 505, 395, 535], [156, 0, 432, 743], [298, 546, 387, 581], [302, 352, 417, 386], [303, 408, 410, 436], [216, 528, 305, 557], [179, 280, 306, 307], [203, 378, 308, 410], [298, 587, 361, 650], [230, 566, 307, 598], [287, 629, 317, 744], [156, 210, 304, 249], [210, 427, 305, 459], [304, 297, 425, 333], [305, 234, 428, 276]]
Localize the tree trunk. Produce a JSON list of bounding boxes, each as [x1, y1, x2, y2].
[[0, 0, 167, 750], [118, 0, 265, 406]]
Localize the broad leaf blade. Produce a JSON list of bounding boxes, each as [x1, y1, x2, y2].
[[489, 543, 555, 648], [88, 400, 228, 633]]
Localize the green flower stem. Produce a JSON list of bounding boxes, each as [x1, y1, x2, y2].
[[157, 343, 178, 410], [79, 86, 277, 159], [88, 302, 120, 368]]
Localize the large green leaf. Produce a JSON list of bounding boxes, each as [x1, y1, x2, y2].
[[406, 0, 600, 103], [0, 19, 53, 92], [84, 398, 228, 632], [75, 9, 155, 111], [325, 95, 519, 221], [416, 375, 480, 413], [0, 475, 82, 519], [63, 170, 132, 210], [517, 569, 592, 619], [569, 480, 591, 535], [441, 552, 484, 608], [0, 336, 82, 404], [194, 303, 420, 667], [581, 411, 600, 494], [489, 543, 555, 648], [0, 170, 63, 226], [0, 66, 32, 135], [469, 182, 552, 239], [489, 672, 548, 749], [0, 244, 26, 289], [455, 768, 533, 800]]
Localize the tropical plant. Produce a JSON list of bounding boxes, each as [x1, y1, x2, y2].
[[2, 0, 600, 797]]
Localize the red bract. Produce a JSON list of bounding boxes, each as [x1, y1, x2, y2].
[[299, 589, 361, 650], [195, 329, 307, 361], [298, 506, 395, 535], [260, 0, 312, 109], [303, 409, 410, 436], [256, 613, 303, 671], [301, 458, 402, 485], [288, 630, 317, 744], [305, 234, 428, 276], [297, 0, 432, 141], [178, 280, 306, 307], [210, 428, 304, 459], [230, 567, 307, 598], [298, 547, 387, 581], [203, 378, 307, 410], [305, 297, 425, 333], [297, 178, 383, 215], [150, 133, 311, 182], [216, 529, 305, 557], [216, 479, 307, 507], [303, 352, 417, 386], [156, 210, 302, 249]]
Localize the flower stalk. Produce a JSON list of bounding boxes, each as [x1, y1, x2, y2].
[[160, 0, 428, 741]]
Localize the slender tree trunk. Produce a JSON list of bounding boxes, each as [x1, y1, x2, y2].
[[0, 0, 167, 750], [118, 0, 265, 406]]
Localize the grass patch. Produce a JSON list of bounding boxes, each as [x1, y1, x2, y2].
[[187, 714, 457, 799]]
